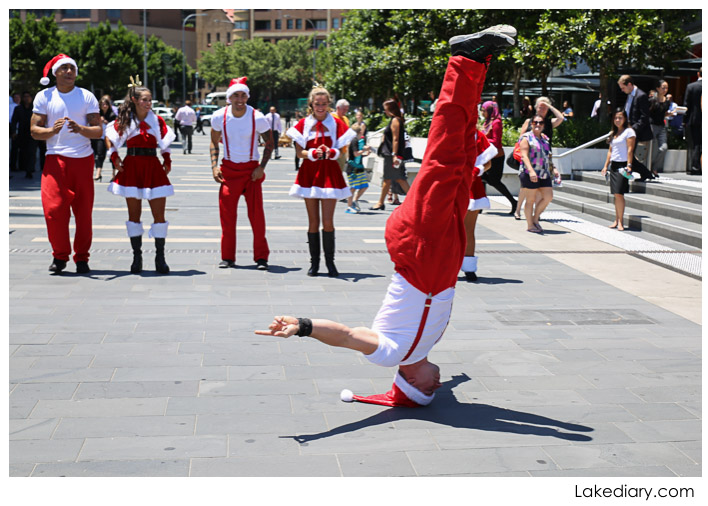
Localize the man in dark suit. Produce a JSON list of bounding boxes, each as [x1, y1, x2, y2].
[[618, 75, 654, 180], [683, 68, 702, 175]]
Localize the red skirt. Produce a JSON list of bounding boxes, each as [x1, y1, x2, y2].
[[289, 159, 350, 200], [108, 155, 174, 200]]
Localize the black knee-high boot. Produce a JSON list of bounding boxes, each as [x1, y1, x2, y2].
[[154, 238, 170, 274], [307, 232, 320, 276], [322, 230, 338, 277], [130, 236, 143, 274]]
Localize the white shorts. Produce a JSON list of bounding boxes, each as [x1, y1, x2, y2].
[[365, 272, 454, 367]]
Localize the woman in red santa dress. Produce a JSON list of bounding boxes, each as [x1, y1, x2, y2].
[[105, 78, 176, 275], [461, 128, 498, 281], [286, 86, 356, 277]]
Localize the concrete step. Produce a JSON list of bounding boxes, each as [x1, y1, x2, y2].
[[556, 181, 702, 224], [551, 192, 702, 248], [573, 170, 703, 205]]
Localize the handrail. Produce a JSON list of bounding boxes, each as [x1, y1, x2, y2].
[[553, 132, 610, 159]]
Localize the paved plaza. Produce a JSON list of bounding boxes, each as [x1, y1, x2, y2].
[[7, 132, 701, 480]]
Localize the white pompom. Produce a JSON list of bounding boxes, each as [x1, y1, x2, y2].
[[40, 77, 50, 86], [340, 389, 354, 402]]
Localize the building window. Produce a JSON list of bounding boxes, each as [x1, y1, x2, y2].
[[332, 18, 340, 29], [275, 19, 281, 30], [314, 19, 327, 30], [314, 38, 326, 49], [107, 10, 121, 20], [234, 21, 248, 30], [227, 32, 231, 43], [296, 19, 302, 29], [255, 20, 271, 31], [207, 33, 211, 44], [216, 32, 220, 42], [25, 10, 56, 19], [286, 19, 293, 30], [139, 10, 150, 24], [61, 9, 90, 18]]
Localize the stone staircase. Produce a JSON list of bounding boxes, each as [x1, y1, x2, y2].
[[553, 171, 702, 248]]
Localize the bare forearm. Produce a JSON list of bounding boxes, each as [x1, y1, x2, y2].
[[210, 142, 220, 170], [310, 319, 379, 355], [30, 126, 56, 141]]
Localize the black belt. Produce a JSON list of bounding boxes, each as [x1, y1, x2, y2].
[[127, 148, 157, 156]]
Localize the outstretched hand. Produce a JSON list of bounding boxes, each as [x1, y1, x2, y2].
[[254, 316, 299, 338]]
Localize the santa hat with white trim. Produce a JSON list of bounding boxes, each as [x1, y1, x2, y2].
[[340, 371, 435, 407], [40, 54, 78, 86], [226, 77, 249, 103]]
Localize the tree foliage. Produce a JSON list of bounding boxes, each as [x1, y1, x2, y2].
[[198, 36, 317, 105], [10, 12, 190, 102]]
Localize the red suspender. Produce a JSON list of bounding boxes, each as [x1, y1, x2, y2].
[[222, 107, 257, 162], [401, 294, 433, 362], [223, 108, 230, 160]]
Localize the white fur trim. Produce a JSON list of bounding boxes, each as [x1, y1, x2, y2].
[[289, 184, 352, 200], [286, 125, 306, 148], [328, 148, 340, 160], [103, 111, 174, 153], [468, 197, 490, 211], [394, 371, 434, 406], [125, 221, 144, 237], [340, 389, 354, 402], [107, 183, 174, 200], [461, 256, 478, 273], [52, 56, 78, 75], [149, 221, 169, 239], [475, 144, 498, 170], [307, 149, 319, 162], [335, 127, 357, 150], [226, 83, 249, 102], [40, 77, 50, 86]]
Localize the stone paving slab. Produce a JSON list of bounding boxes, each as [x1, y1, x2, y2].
[[7, 134, 701, 482]]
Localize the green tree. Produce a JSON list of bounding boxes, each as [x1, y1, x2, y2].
[[9, 11, 66, 94], [569, 10, 697, 121]]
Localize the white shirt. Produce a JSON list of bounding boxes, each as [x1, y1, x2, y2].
[[211, 105, 270, 163], [590, 99, 601, 118], [264, 111, 281, 132], [33, 86, 99, 158], [174, 105, 197, 126], [610, 127, 636, 162]]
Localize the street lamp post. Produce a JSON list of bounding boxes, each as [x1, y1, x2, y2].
[[182, 13, 207, 103]]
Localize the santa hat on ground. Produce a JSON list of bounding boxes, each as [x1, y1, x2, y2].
[[340, 371, 435, 407], [226, 77, 250, 103], [40, 54, 78, 86]]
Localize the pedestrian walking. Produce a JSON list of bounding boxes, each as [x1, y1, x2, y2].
[[30, 53, 102, 274], [105, 76, 176, 274], [175, 100, 197, 154], [371, 99, 410, 210], [11, 91, 37, 179], [345, 123, 370, 213], [210, 77, 274, 271], [286, 86, 355, 277], [91, 95, 117, 182], [264, 106, 282, 159]]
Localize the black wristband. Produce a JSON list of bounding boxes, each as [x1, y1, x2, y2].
[[297, 317, 313, 337]]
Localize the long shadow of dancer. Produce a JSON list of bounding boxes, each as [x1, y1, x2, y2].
[[282, 374, 593, 444]]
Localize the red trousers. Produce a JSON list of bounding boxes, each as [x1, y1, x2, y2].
[[218, 160, 270, 262], [41, 154, 95, 263], [385, 56, 487, 296]]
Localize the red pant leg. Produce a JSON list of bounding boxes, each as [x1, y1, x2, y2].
[[67, 155, 95, 263], [243, 175, 270, 262], [385, 56, 487, 296], [218, 161, 254, 262], [41, 155, 73, 262]]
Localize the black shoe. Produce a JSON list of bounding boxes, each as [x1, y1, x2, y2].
[[464, 271, 478, 282], [450, 25, 516, 62], [256, 259, 269, 271], [154, 238, 170, 274], [48, 258, 67, 274], [130, 236, 143, 274], [509, 200, 518, 216], [322, 230, 339, 278], [307, 232, 320, 277], [274, 155, 282, 160], [370, 204, 385, 211], [76, 261, 91, 274], [219, 260, 235, 268]]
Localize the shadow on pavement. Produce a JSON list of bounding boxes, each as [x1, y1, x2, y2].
[[70, 269, 207, 280], [334, 272, 386, 282], [282, 374, 593, 444], [457, 276, 523, 285]]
